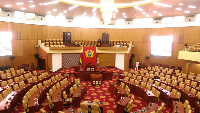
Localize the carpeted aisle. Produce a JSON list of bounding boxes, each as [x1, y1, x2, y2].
[[13, 75, 171, 113]]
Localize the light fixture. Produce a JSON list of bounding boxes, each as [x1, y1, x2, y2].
[[16, 2, 24, 5], [188, 5, 196, 8], [52, 9, 57, 12], [158, 14, 162, 16], [178, 3, 183, 5], [142, 12, 146, 14], [92, 7, 97, 12], [152, 11, 157, 13], [63, 10, 68, 13], [47, 11, 51, 14], [175, 8, 182, 10], [100, 0, 114, 25], [5, 5, 12, 7], [29, 1, 33, 3], [29, 5, 35, 8], [21, 8, 26, 10], [184, 11, 190, 13], [134, 6, 143, 11], [153, 2, 172, 7]]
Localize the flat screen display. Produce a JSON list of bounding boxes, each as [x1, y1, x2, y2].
[[151, 35, 173, 56], [0, 32, 12, 56]]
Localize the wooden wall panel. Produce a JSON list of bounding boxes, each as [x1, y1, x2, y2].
[[98, 54, 115, 67]]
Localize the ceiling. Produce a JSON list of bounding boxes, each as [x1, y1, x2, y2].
[[0, 0, 200, 20]]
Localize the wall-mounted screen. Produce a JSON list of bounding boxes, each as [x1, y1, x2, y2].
[[0, 32, 12, 56], [151, 35, 173, 56]]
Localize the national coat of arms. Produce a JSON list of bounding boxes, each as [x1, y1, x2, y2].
[[85, 50, 94, 58]]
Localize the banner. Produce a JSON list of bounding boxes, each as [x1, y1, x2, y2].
[[82, 47, 96, 68]]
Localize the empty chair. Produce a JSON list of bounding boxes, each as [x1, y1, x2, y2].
[[179, 83, 185, 88], [172, 89, 177, 95], [166, 86, 171, 92], [6, 73, 11, 78], [160, 73, 165, 77], [141, 82, 146, 88], [137, 76, 142, 80], [188, 75, 194, 80], [155, 81, 160, 86], [13, 84, 19, 91], [37, 83, 43, 89], [129, 79, 134, 83], [176, 92, 181, 101], [160, 83, 166, 89], [7, 79, 13, 84], [160, 77, 165, 81], [0, 94, 3, 101], [120, 82, 125, 89], [191, 81, 197, 87], [150, 74, 155, 79], [14, 77, 20, 82], [165, 75, 171, 79], [172, 76, 177, 80], [143, 77, 148, 82], [127, 73, 132, 77], [47, 95, 54, 111], [146, 84, 152, 90], [183, 100, 189, 108], [75, 78, 80, 86], [32, 76, 37, 81], [52, 85, 56, 92], [172, 80, 178, 86], [185, 105, 191, 113], [185, 80, 191, 85], [124, 99, 133, 112], [191, 88, 197, 95], [19, 81, 25, 87], [19, 75, 25, 80], [1, 74, 7, 79], [91, 104, 100, 113], [20, 69, 25, 74], [56, 83, 61, 89], [1, 81, 7, 87], [124, 77, 129, 81], [70, 87, 74, 97], [166, 78, 171, 83], [134, 80, 140, 85], [177, 77, 183, 82], [16, 70, 20, 74], [73, 84, 78, 90], [2, 90, 8, 98], [22, 100, 29, 112], [155, 90, 160, 100], [181, 74, 187, 78], [80, 102, 89, 113], [148, 79, 154, 84], [185, 86, 191, 92]]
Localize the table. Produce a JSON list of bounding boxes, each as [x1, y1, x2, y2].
[[28, 77, 64, 113], [90, 74, 102, 86], [116, 97, 130, 113], [109, 83, 126, 101], [131, 103, 158, 113], [0, 84, 32, 113], [195, 102, 200, 113], [172, 101, 184, 113], [52, 82, 73, 113], [73, 84, 87, 107]]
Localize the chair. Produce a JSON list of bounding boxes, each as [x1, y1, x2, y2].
[[176, 92, 181, 101], [151, 87, 156, 94], [63, 91, 73, 107], [143, 77, 148, 82], [1, 81, 7, 87], [91, 104, 100, 113], [155, 90, 160, 100], [172, 76, 177, 80], [13, 84, 19, 91], [130, 79, 134, 83], [0, 94, 3, 101], [185, 105, 191, 113], [20, 69, 25, 74], [166, 86, 171, 92], [47, 95, 54, 111], [181, 74, 187, 78], [22, 100, 29, 112], [166, 78, 171, 83], [141, 82, 146, 88], [6, 73, 11, 78], [183, 100, 189, 108], [137, 76, 142, 80], [28, 78, 33, 84], [185, 80, 191, 85], [1, 74, 6, 79], [148, 79, 154, 84], [80, 102, 89, 113], [191, 88, 197, 95], [124, 77, 129, 81], [172, 80, 178, 86], [146, 84, 152, 90], [128, 73, 132, 77], [75, 78, 80, 86], [70, 87, 74, 97], [52, 85, 56, 92], [49, 89, 53, 96], [125, 99, 133, 112], [177, 77, 183, 82], [160, 83, 166, 89], [7, 87, 12, 94], [165, 75, 171, 79], [40, 108, 46, 113], [56, 83, 61, 89], [73, 84, 78, 90], [185, 86, 191, 92], [160, 73, 165, 77], [14, 77, 20, 82], [37, 83, 43, 89], [19, 81, 25, 87], [155, 81, 160, 86], [188, 75, 194, 80], [160, 77, 165, 81], [33, 76, 37, 81], [19, 75, 25, 80], [191, 81, 197, 87], [196, 91, 200, 101], [179, 83, 185, 88], [7, 79, 13, 84], [2, 90, 8, 98], [172, 89, 177, 95], [155, 106, 163, 113], [120, 82, 125, 89], [150, 74, 155, 79], [135, 80, 140, 85]]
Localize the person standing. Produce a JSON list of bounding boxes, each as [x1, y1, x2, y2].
[[135, 60, 139, 71]]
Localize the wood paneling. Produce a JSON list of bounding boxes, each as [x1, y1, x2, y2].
[[98, 54, 115, 67], [0, 21, 200, 73]]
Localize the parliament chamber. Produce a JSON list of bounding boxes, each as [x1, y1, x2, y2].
[[1, 0, 200, 112]]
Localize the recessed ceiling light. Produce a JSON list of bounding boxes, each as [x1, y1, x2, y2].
[[52, 9, 57, 12], [21, 8, 26, 10], [29, 1, 34, 3], [158, 14, 162, 16], [134, 6, 143, 11], [153, 2, 172, 7], [41, 1, 59, 5], [68, 5, 78, 10], [175, 8, 182, 10], [142, 12, 146, 14], [178, 3, 183, 5], [113, 15, 116, 18], [149, 9, 152, 10], [146, 15, 150, 17], [124, 16, 127, 18], [63, 10, 67, 13], [122, 13, 126, 15], [16, 2, 24, 5], [94, 13, 96, 16], [83, 12, 87, 15], [29, 5, 35, 8], [47, 11, 51, 14], [5, 5, 12, 7], [92, 7, 97, 12], [184, 11, 190, 13], [152, 11, 157, 13], [188, 5, 196, 8]]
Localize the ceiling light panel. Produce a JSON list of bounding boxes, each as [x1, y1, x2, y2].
[[153, 2, 172, 7], [175, 8, 182, 10], [184, 11, 190, 13], [134, 6, 143, 11], [188, 5, 196, 8], [92, 7, 97, 12], [16, 2, 24, 5], [29, 5, 35, 8], [40, 1, 59, 5], [5, 5, 12, 7], [68, 5, 78, 10]]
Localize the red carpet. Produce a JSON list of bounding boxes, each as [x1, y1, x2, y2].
[[13, 75, 171, 113]]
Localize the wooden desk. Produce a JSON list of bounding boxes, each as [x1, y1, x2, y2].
[[131, 103, 158, 113], [0, 84, 32, 113], [90, 74, 102, 85], [52, 82, 73, 113], [151, 84, 178, 107], [109, 83, 126, 101], [73, 84, 87, 107], [172, 101, 184, 113], [30, 74, 53, 85], [28, 77, 63, 113], [120, 80, 156, 104], [82, 101, 103, 113], [195, 102, 200, 113], [116, 97, 130, 113]]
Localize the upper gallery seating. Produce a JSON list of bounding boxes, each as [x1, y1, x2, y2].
[[184, 43, 200, 52], [41, 39, 65, 47]]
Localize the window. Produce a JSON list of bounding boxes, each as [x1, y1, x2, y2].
[[151, 35, 173, 56], [0, 32, 12, 56]]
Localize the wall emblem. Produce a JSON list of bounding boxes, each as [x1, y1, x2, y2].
[[85, 50, 94, 58]]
